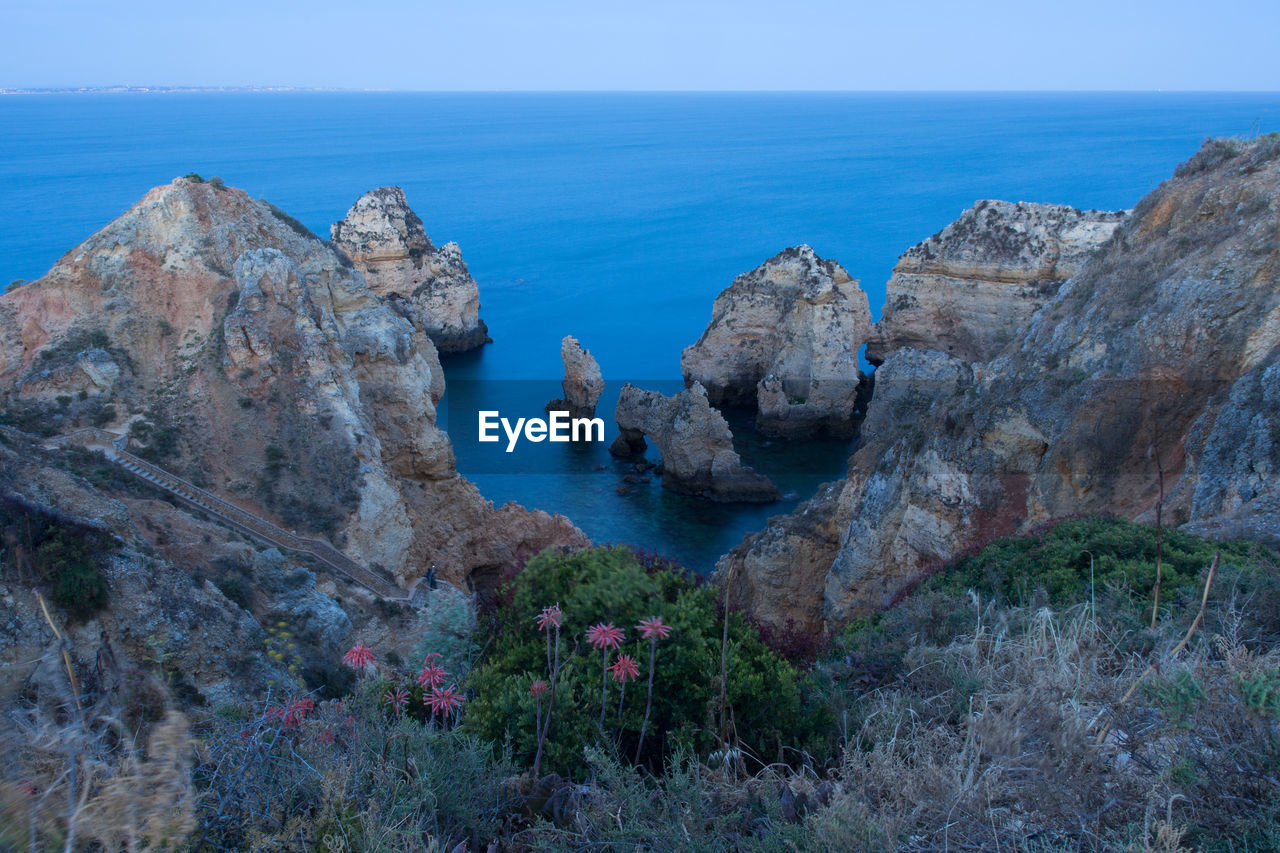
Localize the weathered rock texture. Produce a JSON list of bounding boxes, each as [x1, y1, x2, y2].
[[546, 335, 604, 418], [681, 245, 874, 438], [0, 178, 583, 592], [723, 138, 1280, 630], [330, 187, 489, 353], [868, 201, 1125, 364], [612, 382, 780, 503]]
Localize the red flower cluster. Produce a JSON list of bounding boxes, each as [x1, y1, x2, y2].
[[535, 604, 563, 631], [343, 642, 375, 670], [384, 687, 410, 717], [267, 696, 315, 727], [586, 622, 625, 650], [417, 652, 447, 689], [427, 684, 466, 717], [529, 679, 549, 699], [637, 616, 671, 640], [609, 654, 640, 682]]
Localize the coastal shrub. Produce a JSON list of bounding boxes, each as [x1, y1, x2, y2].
[[183, 172, 205, 183], [931, 515, 1272, 609], [0, 496, 115, 620], [804, 516, 1280, 850], [464, 546, 830, 775], [265, 201, 319, 240], [207, 176, 226, 190]]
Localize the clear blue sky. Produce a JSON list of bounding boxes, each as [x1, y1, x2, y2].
[[4, 0, 1278, 91]]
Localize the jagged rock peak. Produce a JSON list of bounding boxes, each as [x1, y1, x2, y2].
[[331, 187, 489, 353], [547, 335, 604, 418], [681, 245, 873, 439], [329, 186, 435, 264], [869, 201, 1124, 364], [611, 382, 779, 503]]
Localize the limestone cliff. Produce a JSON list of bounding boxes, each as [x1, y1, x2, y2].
[[681, 246, 874, 438], [868, 201, 1124, 364], [330, 187, 490, 353], [0, 178, 583, 592], [546, 335, 604, 418], [724, 137, 1280, 630], [611, 382, 779, 503]]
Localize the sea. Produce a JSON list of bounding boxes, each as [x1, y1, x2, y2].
[[2, 92, 1276, 570]]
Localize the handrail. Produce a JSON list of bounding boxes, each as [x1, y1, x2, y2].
[[50, 428, 415, 601]]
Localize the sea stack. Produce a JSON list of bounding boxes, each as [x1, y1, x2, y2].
[[681, 245, 874, 438], [331, 187, 490, 353], [546, 335, 604, 419], [611, 382, 780, 503]]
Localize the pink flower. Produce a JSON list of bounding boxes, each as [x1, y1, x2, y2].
[[609, 654, 640, 682], [319, 729, 336, 744], [530, 679, 549, 699], [586, 622, 625, 650], [417, 653, 447, 689], [343, 642, 375, 670], [268, 696, 315, 727], [637, 616, 672, 641], [426, 684, 466, 717], [535, 604, 563, 631], [384, 687, 410, 717]]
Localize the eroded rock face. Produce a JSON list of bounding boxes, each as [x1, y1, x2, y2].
[[612, 382, 779, 503], [330, 187, 489, 353], [681, 246, 874, 438], [726, 138, 1280, 630], [547, 335, 604, 418], [0, 178, 582, 591], [868, 201, 1124, 364]]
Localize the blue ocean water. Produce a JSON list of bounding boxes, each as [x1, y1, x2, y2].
[[1, 92, 1276, 569]]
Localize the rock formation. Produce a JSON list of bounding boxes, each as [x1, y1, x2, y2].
[[546, 335, 604, 418], [330, 187, 490, 353], [611, 382, 779, 503], [0, 177, 584, 594], [722, 138, 1280, 630], [681, 245, 874, 438], [868, 201, 1125, 364]]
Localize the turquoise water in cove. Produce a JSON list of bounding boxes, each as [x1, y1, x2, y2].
[[2, 92, 1277, 570]]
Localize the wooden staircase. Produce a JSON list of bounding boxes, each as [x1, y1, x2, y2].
[[53, 428, 417, 602]]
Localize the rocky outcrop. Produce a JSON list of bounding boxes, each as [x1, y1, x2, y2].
[[546, 335, 603, 418], [330, 187, 489, 353], [725, 137, 1280, 630], [868, 201, 1124, 364], [681, 246, 874, 438], [611, 382, 779, 503], [0, 177, 583, 592]]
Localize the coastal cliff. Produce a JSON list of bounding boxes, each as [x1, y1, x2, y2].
[[868, 201, 1125, 364], [681, 245, 874, 438], [0, 178, 583, 593], [724, 138, 1280, 629], [330, 187, 490, 353]]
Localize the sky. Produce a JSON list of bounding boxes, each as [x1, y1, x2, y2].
[[3, 0, 1279, 91]]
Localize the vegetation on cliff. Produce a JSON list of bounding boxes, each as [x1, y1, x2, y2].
[[7, 522, 1278, 850]]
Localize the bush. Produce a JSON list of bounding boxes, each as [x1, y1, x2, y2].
[[933, 515, 1270, 609], [0, 496, 114, 621], [465, 546, 830, 775]]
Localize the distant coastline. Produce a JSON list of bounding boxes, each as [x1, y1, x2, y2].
[[0, 85, 376, 95]]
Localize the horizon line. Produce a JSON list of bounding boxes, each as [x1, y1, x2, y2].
[[3, 86, 1279, 96]]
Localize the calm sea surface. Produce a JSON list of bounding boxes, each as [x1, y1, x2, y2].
[[2, 92, 1276, 569]]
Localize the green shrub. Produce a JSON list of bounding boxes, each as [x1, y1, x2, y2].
[[465, 546, 830, 775], [933, 516, 1267, 608], [0, 497, 114, 621]]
